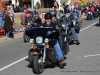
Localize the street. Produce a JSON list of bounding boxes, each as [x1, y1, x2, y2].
[[0, 18, 100, 75]]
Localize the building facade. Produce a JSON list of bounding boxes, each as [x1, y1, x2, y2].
[[2, 0, 61, 8], [2, 0, 100, 8]]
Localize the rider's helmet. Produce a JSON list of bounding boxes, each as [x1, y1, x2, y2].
[[45, 13, 52, 19], [88, 3, 92, 7], [64, 8, 70, 13], [49, 10, 56, 17]]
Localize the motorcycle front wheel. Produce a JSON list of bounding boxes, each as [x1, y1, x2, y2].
[[23, 31, 30, 42], [32, 55, 44, 74]]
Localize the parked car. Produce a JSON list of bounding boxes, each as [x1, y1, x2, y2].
[[0, 12, 5, 35]]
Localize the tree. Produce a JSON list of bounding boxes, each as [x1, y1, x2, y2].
[[80, 0, 89, 5], [36, 2, 41, 9]]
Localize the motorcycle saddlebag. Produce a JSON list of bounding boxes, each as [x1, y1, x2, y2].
[[46, 48, 57, 63]]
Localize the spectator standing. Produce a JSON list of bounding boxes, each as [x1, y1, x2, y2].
[[59, 4, 64, 14], [70, 3, 74, 11], [34, 5, 40, 15], [54, 0, 59, 12], [4, 12, 13, 40], [7, 6, 14, 23], [19, 5, 24, 13], [10, 4, 14, 22]]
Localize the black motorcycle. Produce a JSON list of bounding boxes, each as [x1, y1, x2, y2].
[[87, 10, 93, 20], [26, 27, 66, 74], [23, 17, 32, 42], [57, 23, 69, 55], [94, 9, 99, 18], [67, 20, 80, 45], [23, 15, 41, 42]]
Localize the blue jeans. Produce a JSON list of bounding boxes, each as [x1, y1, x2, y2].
[[52, 39, 64, 60], [0, 17, 3, 28], [76, 18, 80, 25], [6, 30, 11, 37], [70, 28, 79, 40]]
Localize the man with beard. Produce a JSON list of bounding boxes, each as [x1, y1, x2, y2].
[[60, 9, 80, 45], [40, 13, 66, 67]]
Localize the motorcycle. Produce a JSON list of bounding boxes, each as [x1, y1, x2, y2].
[[98, 9, 100, 16], [94, 8, 99, 18], [67, 20, 80, 45], [71, 13, 80, 25], [26, 27, 66, 74], [23, 17, 32, 42], [87, 10, 93, 20], [58, 23, 69, 55], [23, 15, 42, 42]]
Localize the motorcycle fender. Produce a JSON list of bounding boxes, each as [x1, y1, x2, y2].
[[28, 50, 41, 62], [33, 48, 42, 55], [28, 50, 34, 63]]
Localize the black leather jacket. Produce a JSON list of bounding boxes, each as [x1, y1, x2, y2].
[[59, 15, 74, 28]]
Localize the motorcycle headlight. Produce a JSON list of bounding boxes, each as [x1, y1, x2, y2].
[[36, 37, 43, 44], [44, 38, 49, 43], [30, 39, 34, 43], [88, 12, 91, 14], [28, 23, 30, 25]]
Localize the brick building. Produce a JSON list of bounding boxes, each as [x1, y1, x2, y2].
[[71, 0, 100, 5], [1, 0, 100, 9]]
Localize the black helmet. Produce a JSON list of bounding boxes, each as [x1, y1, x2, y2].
[[88, 3, 92, 7], [45, 13, 52, 19], [49, 10, 56, 17], [89, 4, 92, 7]]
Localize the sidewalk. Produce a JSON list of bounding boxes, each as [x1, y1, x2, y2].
[[0, 25, 25, 44]]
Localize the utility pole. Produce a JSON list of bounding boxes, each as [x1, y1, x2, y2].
[[31, 0, 34, 10]]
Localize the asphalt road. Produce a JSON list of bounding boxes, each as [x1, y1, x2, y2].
[[0, 18, 100, 75]]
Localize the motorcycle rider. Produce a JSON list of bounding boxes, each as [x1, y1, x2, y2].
[[94, 3, 99, 17], [50, 10, 69, 46], [42, 13, 66, 67], [71, 7, 80, 25], [49, 9, 57, 21], [59, 9, 80, 45], [87, 4, 94, 18]]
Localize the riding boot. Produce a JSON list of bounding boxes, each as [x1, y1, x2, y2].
[[69, 40, 74, 45], [76, 40, 80, 45], [59, 59, 66, 68]]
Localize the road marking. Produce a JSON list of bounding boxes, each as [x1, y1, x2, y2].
[[0, 56, 28, 72], [84, 54, 100, 57], [80, 21, 99, 32], [0, 21, 99, 72]]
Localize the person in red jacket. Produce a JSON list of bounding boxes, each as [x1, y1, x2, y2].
[[87, 4, 94, 12], [87, 4, 95, 18]]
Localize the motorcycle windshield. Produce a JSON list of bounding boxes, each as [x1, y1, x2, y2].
[[26, 27, 59, 39]]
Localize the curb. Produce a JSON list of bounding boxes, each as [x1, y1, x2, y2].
[[0, 32, 23, 44]]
